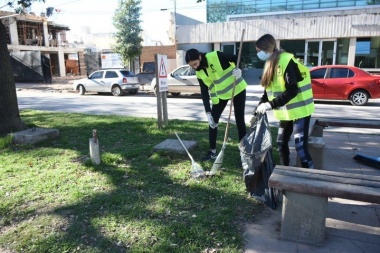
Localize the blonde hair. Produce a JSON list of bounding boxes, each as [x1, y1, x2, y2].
[[256, 34, 284, 88]]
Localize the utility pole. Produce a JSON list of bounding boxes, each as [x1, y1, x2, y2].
[[174, 0, 177, 46], [160, 0, 176, 46]]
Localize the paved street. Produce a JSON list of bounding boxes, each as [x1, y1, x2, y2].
[[15, 83, 380, 128]]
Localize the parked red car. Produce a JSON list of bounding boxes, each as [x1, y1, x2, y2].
[[310, 65, 380, 106]]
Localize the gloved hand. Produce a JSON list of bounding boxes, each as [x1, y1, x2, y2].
[[256, 102, 272, 114], [232, 68, 242, 79], [206, 112, 218, 129]]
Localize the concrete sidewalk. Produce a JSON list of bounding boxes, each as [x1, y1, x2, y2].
[[244, 124, 380, 253], [15, 75, 87, 93]]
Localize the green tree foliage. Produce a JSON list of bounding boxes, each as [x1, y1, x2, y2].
[[7, 0, 41, 12], [113, 0, 143, 69], [0, 0, 44, 135]]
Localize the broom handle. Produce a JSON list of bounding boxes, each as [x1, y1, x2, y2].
[[222, 29, 245, 144]]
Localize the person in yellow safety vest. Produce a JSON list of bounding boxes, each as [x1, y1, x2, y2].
[[255, 34, 315, 169], [185, 48, 248, 161]]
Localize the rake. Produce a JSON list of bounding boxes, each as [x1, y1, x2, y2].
[[175, 132, 205, 178]]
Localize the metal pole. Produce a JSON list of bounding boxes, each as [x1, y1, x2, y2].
[[174, 0, 176, 24], [155, 54, 163, 129], [174, 0, 177, 46], [162, 91, 168, 126]]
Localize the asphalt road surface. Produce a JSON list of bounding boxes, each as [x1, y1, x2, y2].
[[16, 90, 380, 129]]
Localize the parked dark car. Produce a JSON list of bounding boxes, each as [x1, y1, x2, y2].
[[310, 65, 380, 106]]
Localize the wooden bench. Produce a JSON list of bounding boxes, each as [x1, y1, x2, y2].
[[268, 165, 380, 246]]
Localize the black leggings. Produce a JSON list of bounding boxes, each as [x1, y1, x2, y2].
[[276, 115, 314, 168], [209, 90, 247, 149]]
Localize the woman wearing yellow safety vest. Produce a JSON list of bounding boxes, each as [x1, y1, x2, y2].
[[185, 48, 248, 161], [255, 34, 315, 169]]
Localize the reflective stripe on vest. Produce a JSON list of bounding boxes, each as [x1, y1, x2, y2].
[[266, 52, 315, 121], [274, 97, 314, 111], [267, 83, 313, 98], [196, 51, 247, 104]]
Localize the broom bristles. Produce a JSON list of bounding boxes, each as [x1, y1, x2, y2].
[[211, 150, 224, 172]]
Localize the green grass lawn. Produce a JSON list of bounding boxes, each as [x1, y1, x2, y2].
[[0, 110, 277, 253]]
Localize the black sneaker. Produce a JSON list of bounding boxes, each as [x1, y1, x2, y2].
[[201, 150, 218, 161]]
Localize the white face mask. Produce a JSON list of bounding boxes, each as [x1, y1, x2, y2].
[[257, 51, 271, 61]]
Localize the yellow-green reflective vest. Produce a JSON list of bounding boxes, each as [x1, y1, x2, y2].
[[196, 51, 247, 104], [265, 52, 315, 121]]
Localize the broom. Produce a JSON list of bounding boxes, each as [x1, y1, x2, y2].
[[210, 29, 246, 175]]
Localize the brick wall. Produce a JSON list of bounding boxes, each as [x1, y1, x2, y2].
[[140, 45, 176, 64]]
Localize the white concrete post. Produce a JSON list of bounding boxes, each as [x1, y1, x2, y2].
[[89, 129, 101, 165]]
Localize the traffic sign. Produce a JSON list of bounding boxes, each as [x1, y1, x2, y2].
[[157, 54, 168, 92]]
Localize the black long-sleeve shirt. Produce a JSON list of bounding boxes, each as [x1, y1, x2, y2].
[[196, 51, 238, 113], [259, 59, 303, 109]]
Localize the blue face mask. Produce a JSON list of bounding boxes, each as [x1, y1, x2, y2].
[[257, 51, 271, 61]]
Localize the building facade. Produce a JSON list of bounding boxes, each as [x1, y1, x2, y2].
[[1, 10, 86, 79], [175, 0, 380, 80]]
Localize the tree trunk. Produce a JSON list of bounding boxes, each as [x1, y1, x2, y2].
[[0, 21, 27, 135]]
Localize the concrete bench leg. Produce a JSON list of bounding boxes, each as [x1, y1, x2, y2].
[[310, 125, 324, 137], [297, 136, 325, 170], [281, 191, 328, 246]]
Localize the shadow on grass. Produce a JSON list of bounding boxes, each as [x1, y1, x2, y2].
[[0, 110, 267, 252]]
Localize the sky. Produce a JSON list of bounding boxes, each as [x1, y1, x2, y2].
[[1, 0, 207, 45]]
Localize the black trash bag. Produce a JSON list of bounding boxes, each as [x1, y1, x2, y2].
[[239, 112, 278, 210]]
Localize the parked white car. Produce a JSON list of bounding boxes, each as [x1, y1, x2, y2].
[[73, 69, 140, 96], [150, 65, 200, 96]]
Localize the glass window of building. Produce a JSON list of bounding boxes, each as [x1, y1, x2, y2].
[[303, 0, 319, 9], [336, 38, 350, 65], [355, 37, 380, 68], [236, 41, 265, 69], [320, 0, 337, 8], [207, 0, 377, 22], [280, 40, 306, 64]]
